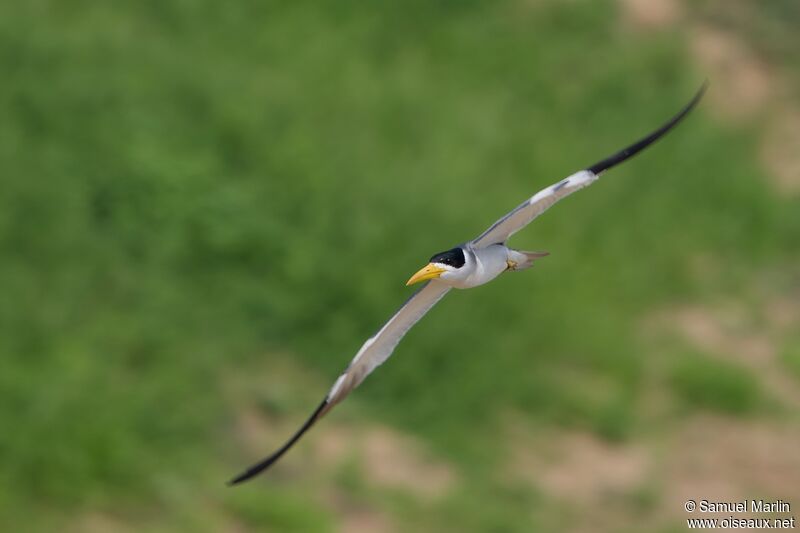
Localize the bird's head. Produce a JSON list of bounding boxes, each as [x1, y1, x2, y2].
[[406, 246, 469, 286]]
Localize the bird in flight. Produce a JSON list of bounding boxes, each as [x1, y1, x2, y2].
[[229, 84, 706, 485]]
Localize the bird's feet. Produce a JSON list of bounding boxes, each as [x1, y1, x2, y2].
[[506, 260, 518, 271]]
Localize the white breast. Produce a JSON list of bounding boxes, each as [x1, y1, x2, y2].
[[457, 244, 509, 289]]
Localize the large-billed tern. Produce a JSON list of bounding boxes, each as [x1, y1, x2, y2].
[[230, 85, 706, 485]]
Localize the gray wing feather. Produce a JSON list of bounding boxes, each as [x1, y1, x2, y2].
[[324, 280, 450, 411], [472, 170, 598, 247]]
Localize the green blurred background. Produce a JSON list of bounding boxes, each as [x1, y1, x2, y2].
[[2, 0, 799, 531]]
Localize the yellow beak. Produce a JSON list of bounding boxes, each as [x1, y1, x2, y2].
[[406, 263, 446, 286]]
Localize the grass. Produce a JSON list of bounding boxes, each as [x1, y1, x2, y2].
[[1, 0, 798, 530], [780, 338, 800, 380], [670, 351, 763, 415]]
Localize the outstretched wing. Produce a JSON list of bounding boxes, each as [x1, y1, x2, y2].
[[472, 84, 706, 247], [228, 280, 451, 485]]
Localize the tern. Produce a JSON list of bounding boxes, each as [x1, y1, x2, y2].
[[229, 85, 706, 485]]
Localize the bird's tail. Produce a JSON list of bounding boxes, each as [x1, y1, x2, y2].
[[508, 250, 549, 271]]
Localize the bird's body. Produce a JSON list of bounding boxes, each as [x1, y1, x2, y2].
[[448, 243, 511, 288], [229, 85, 707, 485], [432, 244, 542, 289]]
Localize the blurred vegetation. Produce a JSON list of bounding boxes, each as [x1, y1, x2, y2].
[[1, 0, 798, 531], [670, 351, 762, 415]]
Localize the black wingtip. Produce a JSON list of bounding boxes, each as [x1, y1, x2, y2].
[[586, 82, 707, 176], [227, 397, 330, 486]]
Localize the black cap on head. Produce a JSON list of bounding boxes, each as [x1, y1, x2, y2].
[[429, 247, 465, 268]]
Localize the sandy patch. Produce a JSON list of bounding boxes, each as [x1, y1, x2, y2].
[[506, 415, 800, 531], [509, 426, 651, 503], [665, 305, 774, 365], [764, 293, 800, 333], [690, 26, 773, 120], [539, 432, 650, 502], [314, 424, 356, 467], [234, 404, 278, 455], [323, 492, 395, 533], [507, 425, 653, 533], [69, 513, 132, 533], [313, 423, 457, 500], [619, 0, 682, 30], [314, 424, 457, 531], [663, 415, 800, 513], [338, 507, 394, 533], [361, 427, 456, 500]]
